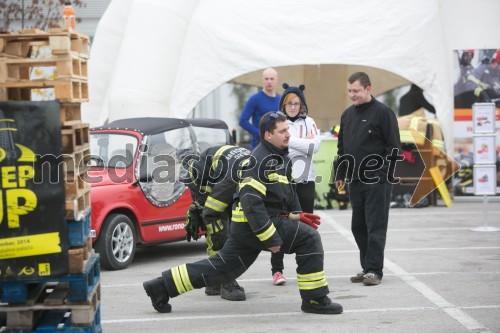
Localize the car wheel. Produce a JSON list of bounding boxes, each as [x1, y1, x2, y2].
[[95, 213, 136, 270]]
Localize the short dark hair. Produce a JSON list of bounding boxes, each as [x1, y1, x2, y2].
[[348, 72, 371, 88], [259, 111, 287, 138]]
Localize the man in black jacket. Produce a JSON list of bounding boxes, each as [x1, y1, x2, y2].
[[143, 111, 343, 315], [335, 72, 401, 286]]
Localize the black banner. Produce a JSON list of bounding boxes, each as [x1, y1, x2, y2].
[[0, 101, 68, 281]]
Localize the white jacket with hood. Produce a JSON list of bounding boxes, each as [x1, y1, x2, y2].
[[279, 83, 321, 183]]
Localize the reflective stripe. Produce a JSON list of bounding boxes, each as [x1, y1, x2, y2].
[[199, 185, 212, 193], [399, 130, 413, 143], [231, 209, 248, 222], [256, 223, 276, 242], [211, 145, 233, 170], [179, 264, 194, 292], [409, 117, 420, 131], [171, 264, 194, 295], [205, 196, 228, 212], [268, 172, 289, 184], [239, 177, 266, 195], [237, 158, 251, 179], [240, 158, 250, 167], [297, 271, 328, 291], [206, 219, 224, 233], [432, 139, 444, 149]]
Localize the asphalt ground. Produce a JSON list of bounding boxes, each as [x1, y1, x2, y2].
[[99, 201, 500, 333]]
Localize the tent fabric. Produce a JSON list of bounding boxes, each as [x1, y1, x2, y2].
[[83, 0, 453, 150]]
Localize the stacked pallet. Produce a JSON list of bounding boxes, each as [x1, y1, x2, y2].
[[0, 254, 101, 332], [0, 28, 100, 333], [0, 28, 91, 220]]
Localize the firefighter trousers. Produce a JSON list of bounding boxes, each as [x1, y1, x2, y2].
[[162, 216, 330, 300]]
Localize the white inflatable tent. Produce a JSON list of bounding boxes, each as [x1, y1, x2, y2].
[[83, 0, 452, 149]]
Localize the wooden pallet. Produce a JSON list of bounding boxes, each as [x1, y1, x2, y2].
[[0, 77, 88, 102], [61, 122, 90, 153], [67, 212, 92, 247], [0, 28, 90, 59], [0, 52, 88, 82], [63, 147, 91, 176], [60, 102, 82, 123], [0, 281, 100, 331], [68, 236, 94, 274], [65, 175, 91, 200], [0, 254, 100, 305], [65, 189, 91, 220]]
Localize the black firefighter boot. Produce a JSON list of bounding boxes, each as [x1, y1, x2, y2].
[[220, 280, 246, 301], [301, 295, 343, 314], [143, 277, 172, 313]]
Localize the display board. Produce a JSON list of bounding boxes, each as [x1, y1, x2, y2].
[[0, 101, 68, 281]]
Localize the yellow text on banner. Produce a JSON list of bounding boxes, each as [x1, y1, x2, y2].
[[0, 233, 61, 259]]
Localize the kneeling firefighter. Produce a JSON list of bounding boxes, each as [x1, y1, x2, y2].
[[183, 145, 250, 301]]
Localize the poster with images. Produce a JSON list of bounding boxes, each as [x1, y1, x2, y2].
[[0, 101, 68, 281], [473, 165, 497, 195], [453, 48, 500, 196], [473, 103, 496, 133], [473, 135, 496, 164]]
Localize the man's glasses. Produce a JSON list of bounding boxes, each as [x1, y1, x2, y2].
[[264, 111, 285, 132], [285, 102, 300, 108]]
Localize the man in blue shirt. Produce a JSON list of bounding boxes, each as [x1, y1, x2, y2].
[[239, 68, 281, 149]]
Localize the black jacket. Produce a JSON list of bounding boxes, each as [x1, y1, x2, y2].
[[185, 145, 250, 225], [399, 84, 436, 116], [336, 97, 401, 182], [234, 140, 302, 248]]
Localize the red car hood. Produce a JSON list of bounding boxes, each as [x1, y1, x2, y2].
[[88, 168, 135, 187]]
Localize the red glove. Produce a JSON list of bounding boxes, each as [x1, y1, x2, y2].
[[299, 213, 321, 229], [401, 150, 415, 164]]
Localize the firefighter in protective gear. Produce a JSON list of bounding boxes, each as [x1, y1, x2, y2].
[[143, 112, 343, 315], [466, 49, 500, 104], [182, 145, 250, 301]]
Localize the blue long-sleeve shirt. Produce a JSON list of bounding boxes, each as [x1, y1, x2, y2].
[[239, 90, 280, 149]]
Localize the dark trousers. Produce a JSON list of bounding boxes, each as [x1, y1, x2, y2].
[[162, 216, 329, 300], [271, 181, 316, 275], [348, 181, 391, 277], [297, 181, 315, 213]]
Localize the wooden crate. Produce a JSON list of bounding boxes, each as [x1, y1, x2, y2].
[[0, 77, 88, 102], [61, 122, 90, 153], [0, 53, 88, 82], [68, 237, 94, 274], [1, 281, 100, 330], [60, 102, 82, 123], [63, 146, 91, 176], [0, 28, 90, 58], [65, 189, 90, 220], [65, 174, 91, 200], [0, 254, 100, 305]]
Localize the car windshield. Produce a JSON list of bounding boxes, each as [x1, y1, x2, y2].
[[190, 127, 229, 152], [90, 133, 138, 168], [138, 127, 195, 207]]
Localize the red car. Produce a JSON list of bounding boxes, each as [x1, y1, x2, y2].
[[89, 117, 232, 270]]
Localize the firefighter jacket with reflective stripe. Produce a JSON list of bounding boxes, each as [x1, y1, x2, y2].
[[185, 145, 250, 226], [235, 139, 302, 249]]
